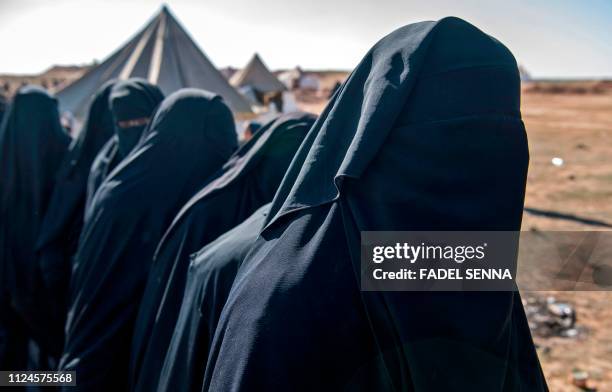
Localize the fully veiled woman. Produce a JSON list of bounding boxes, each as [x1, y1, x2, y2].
[[0, 86, 70, 368], [203, 18, 547, 391], [59, 89, 237, 391], [85, 78, 164, 211], [130, 112, 315, 392]]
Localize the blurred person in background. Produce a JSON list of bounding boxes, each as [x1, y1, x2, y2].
[[240, 120, 261, 143], [0, 86, 70, 370], [0, 94, 7, 125], [35, 81, 118, 362]]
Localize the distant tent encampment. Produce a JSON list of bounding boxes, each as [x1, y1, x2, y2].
[[230, 54, 285, 111], [519, 65, 532, 82], [278, 66, 320, 91], [230, 54, 285, 95], [56, 6, 252, 120]]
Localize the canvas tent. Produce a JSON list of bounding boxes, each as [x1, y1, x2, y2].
[[230, 54, 285, 95], [56, 6, 252, 120], [230, 53, 285, 111]]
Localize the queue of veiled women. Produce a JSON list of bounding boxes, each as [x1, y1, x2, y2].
[[58, 88, 239, 391], [0, 16, 547, 392], [129, 111, 315, 392]]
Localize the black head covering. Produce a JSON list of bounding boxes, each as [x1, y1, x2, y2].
[[129, 112, 316, 392], [59, 89, 237, 391], [34, 81, 117, 347], [110, 78, 165, 157], [158, 203, 271, 392], [0, 86, 70, 364], [0, 95, 6, 124], [85, 78, 164, 211], [202, 17, 547, 391]]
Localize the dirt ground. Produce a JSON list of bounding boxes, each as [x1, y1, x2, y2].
[[296, 81, 612, 392], [521, 90, 612, 392]]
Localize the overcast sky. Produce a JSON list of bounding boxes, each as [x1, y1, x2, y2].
[[0, 0, 610, 78]]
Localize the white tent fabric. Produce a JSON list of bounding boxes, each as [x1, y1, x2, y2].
[[56, 6, 252, 119]]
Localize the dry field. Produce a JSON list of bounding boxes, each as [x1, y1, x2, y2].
[[521, 89, 612, 392], [296, 80, 612, 392]]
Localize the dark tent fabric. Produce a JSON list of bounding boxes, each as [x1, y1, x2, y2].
[[56, 6, 252, 119], [58, 89, 237, 391], [158, 203, 270, 392], [129, 112, 316, 392], [0, 86, 70, 366], [202, 17, 548, 391], [35, 81, 118, 349], [84, 78, 164, 212]]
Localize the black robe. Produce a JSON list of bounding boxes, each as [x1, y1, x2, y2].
[[84, 78, 164, 212], [158, 203, 270, 392], [0, 86, 70, 368], [0, 94, 6, 125], [58, 89, 238, 391], [35, 81, 117, 355], [202, 18, 548, 391], [129, 112, 315, 392]]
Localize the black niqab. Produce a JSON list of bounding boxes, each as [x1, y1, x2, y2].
[[0, 95, 6, 125], [202, 17, 547, 391], [110, 79, 165, 157], [59, 89, 237, 391], [129, 112, 315, 392], [0, 86, 70, 366], [85, 78, 164, 211]]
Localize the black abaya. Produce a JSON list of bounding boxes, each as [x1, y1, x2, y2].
[[0, 86, 70, 367], [202, 17, 547, 392], [59, 89, 237, 391], [129, 112, 315, 392]]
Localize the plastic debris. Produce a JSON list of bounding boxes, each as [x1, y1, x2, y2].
[[572, 369, 589, 388], [571, 369, 597, 391], [552, 157, 564, 166], [523, 295, 580, 338]]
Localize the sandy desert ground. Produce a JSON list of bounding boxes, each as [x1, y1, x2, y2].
[[520, 89, 612, 392]]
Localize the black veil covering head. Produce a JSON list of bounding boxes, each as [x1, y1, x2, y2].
[[35, 81, 117, 341], [158, 203, 271, 392], [0, 86, 70, 365], [85, 78, 164, 210], [0, 94, 6, 124], [203, 17, 548, 391], [110, 78, 165, 157], [129, 112, 316, 392], [59, 89, 237, 391]]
